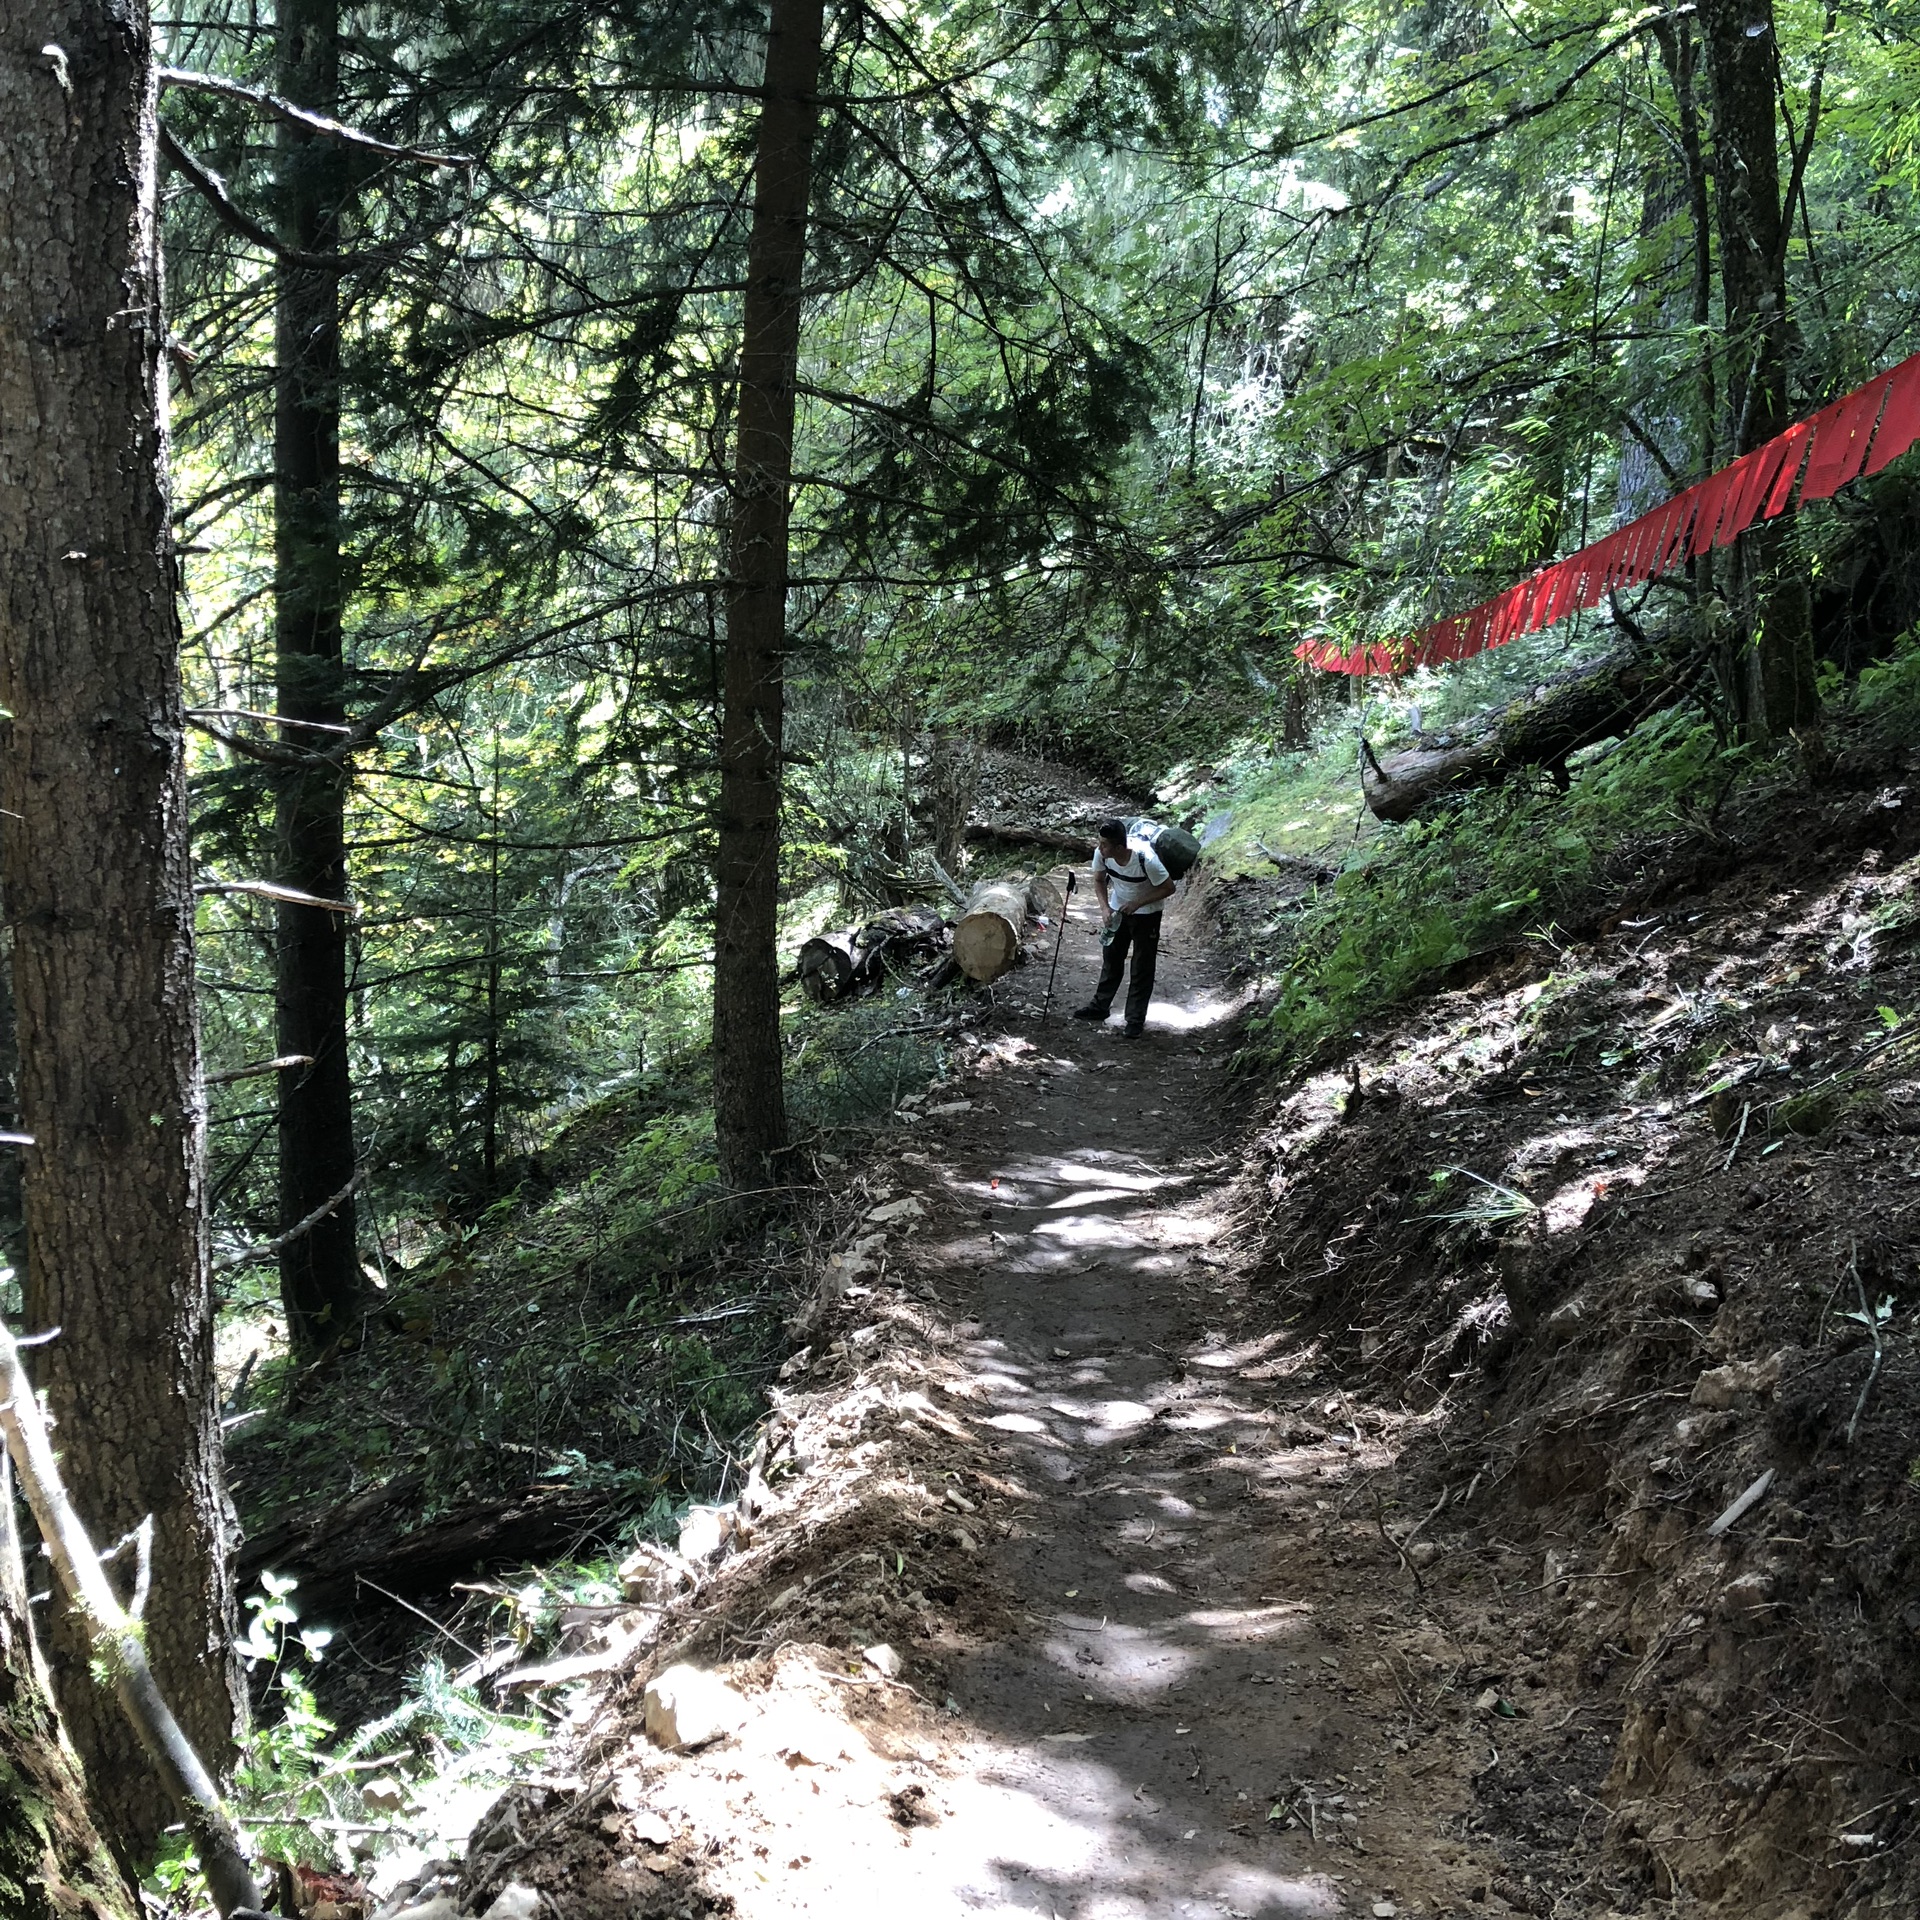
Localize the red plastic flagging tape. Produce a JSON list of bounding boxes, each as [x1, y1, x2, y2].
[[1298, 349, 1920, 676]]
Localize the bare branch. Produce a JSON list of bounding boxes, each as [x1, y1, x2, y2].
[[159, 125, 358, 269], [185, 707, 352, 736], [205, 1054, 315, 1087], [217, 1168, 368, 1274], [195, 880, 355, 915], [157, 66, 472, 168]]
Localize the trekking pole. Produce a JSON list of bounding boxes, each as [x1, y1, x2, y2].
[[1039, 870, 1076, 1025]]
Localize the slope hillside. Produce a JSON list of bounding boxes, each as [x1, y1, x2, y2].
[[1244, 716, 1920, 1918], [324, 709, 1917, 1920]]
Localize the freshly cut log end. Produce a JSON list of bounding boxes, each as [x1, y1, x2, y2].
[[1026, 875, 1064, 924], [952, 872, 1061, 983], [954, 907, 1020, 982]]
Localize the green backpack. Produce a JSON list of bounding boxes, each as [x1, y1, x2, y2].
[[1124, 817, 1202, 880]]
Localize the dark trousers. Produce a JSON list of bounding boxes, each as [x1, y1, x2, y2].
[[1092, 911, 1162, 1031]]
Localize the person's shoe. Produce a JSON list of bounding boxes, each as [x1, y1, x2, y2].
[[1121, 1025, 1145, 1040], [1071, 1003, 1109, 1022]]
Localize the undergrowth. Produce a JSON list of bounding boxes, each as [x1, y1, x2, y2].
[[149, 1576, 549, 1909], [1238, 633, 1920, 1066], [228, 988, 955, 1543], [1242, 706, 1745, 1064]]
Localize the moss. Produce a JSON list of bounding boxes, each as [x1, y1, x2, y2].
[[0, 1642, 137, 1919]]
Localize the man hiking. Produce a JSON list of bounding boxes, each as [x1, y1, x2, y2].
[[1073, 817, 1175, 1037]]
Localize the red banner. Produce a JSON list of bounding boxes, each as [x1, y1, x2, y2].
[[1299, 348, 1920, 676]]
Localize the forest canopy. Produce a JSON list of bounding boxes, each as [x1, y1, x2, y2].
[[3, 0, 1920, 1893], [159, 0, 1920, 1259]]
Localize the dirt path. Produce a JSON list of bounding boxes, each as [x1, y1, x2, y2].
[[446, 747, 1920, 1920], [848, 879, 1486, 1920], [483, 882, 1524, 1920]]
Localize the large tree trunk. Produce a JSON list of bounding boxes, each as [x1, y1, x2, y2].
[[0, 0, 245, 1860], [712, 0, 827, 1188], [275, 0, 363, 1354], [0, 1474, 137, 1920], [1698, 0, 1818, 734], [1359, 650, 1689, 822]]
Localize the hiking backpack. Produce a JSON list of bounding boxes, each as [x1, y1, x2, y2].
[[1124, 816, 1202, 881]]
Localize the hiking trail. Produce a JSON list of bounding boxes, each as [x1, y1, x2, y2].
[[466, 878, 1526, 1920]]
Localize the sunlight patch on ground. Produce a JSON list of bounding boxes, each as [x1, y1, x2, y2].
[[983, 1411, 1055, 1435], [624, 1647, 1342, 1920], [1144, 984, 1247, 1032], [1029, 1213, 1159, 1248], [1159, 1405, 1247, 1433]]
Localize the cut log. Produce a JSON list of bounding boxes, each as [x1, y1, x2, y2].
[[1359, 648, 1689, 823], [796, 933, 856, 1003], [796, 905, 949, 1005], [952, 872, 1061, 982], [953, 878, 1025, 982]]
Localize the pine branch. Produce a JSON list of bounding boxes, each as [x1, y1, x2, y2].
[[157, 66, 472, 167], [159, 125, 361, 269]]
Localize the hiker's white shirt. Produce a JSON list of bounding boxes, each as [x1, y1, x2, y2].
[[1094, 839, 1170, 915]]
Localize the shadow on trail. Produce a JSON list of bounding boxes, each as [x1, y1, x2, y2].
[[890, 887, 1396, 1920]]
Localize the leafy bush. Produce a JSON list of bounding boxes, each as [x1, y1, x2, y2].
[[1855, 628, 1920, 735], [1245, 708, 1748, 1063]]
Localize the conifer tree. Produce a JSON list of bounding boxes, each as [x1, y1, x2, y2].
[[0, 0, 244, 1857]]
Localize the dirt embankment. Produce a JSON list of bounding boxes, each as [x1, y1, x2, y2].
[[1249, 732, 1920, 1918], [386, 733, 1917, 1920]]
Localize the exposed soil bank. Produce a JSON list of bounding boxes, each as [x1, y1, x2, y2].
[[432, 736, 1920, 1920]]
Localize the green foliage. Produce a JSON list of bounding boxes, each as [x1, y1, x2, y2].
[[787, 994, 955, 1136], [1854, 629, 1920, 736], [152, 1577, 545, 1903], [156, 0, 1920, 1766], [1246, 709, 1748, 1063], [226, 1061, 765, 1530]]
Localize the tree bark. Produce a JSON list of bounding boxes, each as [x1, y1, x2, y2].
[[1358, 650, 1689, 822], [0, 1466, 137, 1920], [1697, 0, 1818, 733], [0, 1321, 260, 1915], [275, 0, 363, 1354], [713, 0, 826, 1188], [0, 0, 245, 1859]]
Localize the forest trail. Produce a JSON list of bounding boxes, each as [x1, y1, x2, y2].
[[842, 878, 1471, 1919], [498, 880, 1518, 1920]]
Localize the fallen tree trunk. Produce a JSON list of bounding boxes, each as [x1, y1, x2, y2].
[[952, 872, 1060, 982], [1359, 647, 1688, 823], [796, 905, 947, 1005], [235, 1478, 609, 1610], [963, 819, 1092, 855]]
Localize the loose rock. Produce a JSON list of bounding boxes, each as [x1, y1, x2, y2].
[[643, 1663, 749, 1751]]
